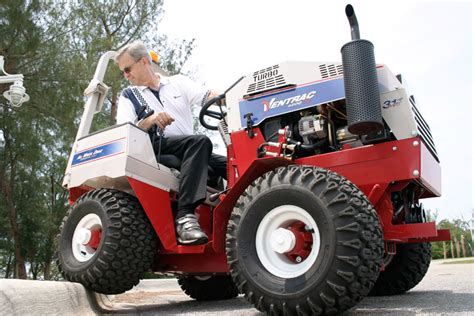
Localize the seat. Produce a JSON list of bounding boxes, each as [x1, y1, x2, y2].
[[157, 154, 223, 189]]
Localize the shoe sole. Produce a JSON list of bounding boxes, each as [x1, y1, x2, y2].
[[177, 236, 209, 245]]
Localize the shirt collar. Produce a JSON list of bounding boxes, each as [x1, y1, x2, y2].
[[135, 74, 169, 91]]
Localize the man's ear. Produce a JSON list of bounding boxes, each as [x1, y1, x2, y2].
[[142, 57, 151, 65]]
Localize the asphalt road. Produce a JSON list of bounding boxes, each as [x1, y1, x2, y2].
[[111, 259, 474, 315]]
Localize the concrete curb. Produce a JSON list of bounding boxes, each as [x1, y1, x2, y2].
[[0, 279, 160, 315], [0, 279, 98, 315], [0, 279, 147, 315]]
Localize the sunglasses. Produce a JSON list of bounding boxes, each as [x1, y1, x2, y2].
[[121, 59, 140, 75]]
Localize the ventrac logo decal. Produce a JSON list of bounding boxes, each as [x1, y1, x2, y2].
[[262, 91, 316, 112]]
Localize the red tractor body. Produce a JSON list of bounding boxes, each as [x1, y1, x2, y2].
[[58, 5, 450, 314]]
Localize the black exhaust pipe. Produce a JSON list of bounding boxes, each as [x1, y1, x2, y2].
[[341, 4, 383, 135], [346, 4, 360, 40]]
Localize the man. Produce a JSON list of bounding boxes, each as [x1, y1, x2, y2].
[[115, 41, 225, 245]]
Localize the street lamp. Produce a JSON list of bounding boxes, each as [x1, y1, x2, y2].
[[0, 56, 29, 107]]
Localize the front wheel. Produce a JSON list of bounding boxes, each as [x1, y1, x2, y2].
[[226, 166, 384, 314], [57, 189, 157, 294]]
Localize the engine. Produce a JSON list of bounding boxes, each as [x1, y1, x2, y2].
[[223, 60, 438, 162], [257, 99, 385, 159]]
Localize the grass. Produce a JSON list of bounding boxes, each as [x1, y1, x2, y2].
[[442, 258, 474, 264]]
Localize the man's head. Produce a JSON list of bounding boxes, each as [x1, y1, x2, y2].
[[116, 41, 154, 85]]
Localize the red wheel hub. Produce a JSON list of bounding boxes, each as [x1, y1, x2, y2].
[[285, 222, 313, 263], [84, 229, 102, 249]]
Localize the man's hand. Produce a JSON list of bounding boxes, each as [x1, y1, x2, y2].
[[139, 112, 175, 131]]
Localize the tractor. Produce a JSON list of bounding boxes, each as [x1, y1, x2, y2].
[[57, 5, 450, 314]]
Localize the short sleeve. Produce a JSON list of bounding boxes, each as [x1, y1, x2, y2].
[[173, 75, 209, 108], [116, 94, 138, 124]]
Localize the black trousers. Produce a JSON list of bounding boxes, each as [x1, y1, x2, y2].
[[152, 134, 212, 218], [209, 153, 227, 180]]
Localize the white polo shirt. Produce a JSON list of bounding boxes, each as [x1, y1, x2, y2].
[[116, 75, 209, 136]]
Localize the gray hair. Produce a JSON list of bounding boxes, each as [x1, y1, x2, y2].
[[116, 41, 151, 63]]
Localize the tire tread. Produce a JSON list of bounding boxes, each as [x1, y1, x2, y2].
[[57, 189, 156, 294], [226, 166, 383, 314]]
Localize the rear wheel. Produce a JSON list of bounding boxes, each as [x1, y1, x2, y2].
[[226, 166, 384, 314], [178, 275, 239, 300], [369, 242, 431, 296], [57, 188, 157, 294]]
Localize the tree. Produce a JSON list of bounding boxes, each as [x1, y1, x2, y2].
[[0, 0, 194, 279], [0, 0, 54, 279], [431, 218, 473, 259], [65, 0, 194, 126]]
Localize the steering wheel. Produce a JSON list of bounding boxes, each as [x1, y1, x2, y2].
[[199, 94, 226, 130], [199, 76, 245, 130]]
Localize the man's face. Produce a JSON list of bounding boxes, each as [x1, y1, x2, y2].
[[117, 53, 147, 85]]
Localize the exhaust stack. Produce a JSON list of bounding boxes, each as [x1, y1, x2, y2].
[[341, 4, 383, 135], [346, 4, 360, 40]]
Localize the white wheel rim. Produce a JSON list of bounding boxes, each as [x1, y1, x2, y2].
[[72, 214, 102, 262], [256, 205, 321, 278]]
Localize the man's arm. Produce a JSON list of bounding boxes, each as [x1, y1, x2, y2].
[[139, 112, 175, 131], [174, 75, 223, 108], [117, 93, 174, 131], [117, 94, 139, 124], [206, 90, 221, 101]]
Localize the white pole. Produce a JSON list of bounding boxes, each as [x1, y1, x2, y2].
[[62, 51, 117, 187]]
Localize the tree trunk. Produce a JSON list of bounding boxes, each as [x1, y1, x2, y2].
[[0, 133, 27, 280], [443, 241, 447, 260], [30, 262, 38, 280], [5, 253, 12, 278], [10, 204, 27, 279], [14, 238, 27, 279], [456, 240, 461, 258], [43, 175, 54, 281], [450, 240, 455, 258], [0, 169, 27, 279], [460, 235, 467, 257], [453, 237, 460, 258], [44, 261, 51, 280]]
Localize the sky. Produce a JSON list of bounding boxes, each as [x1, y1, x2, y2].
[[159, 0, 473, 221]]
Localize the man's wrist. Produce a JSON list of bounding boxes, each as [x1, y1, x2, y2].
[[138, 116, 152, 131]]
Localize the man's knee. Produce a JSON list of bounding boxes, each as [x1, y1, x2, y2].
[[193, 134, 213, 151]]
